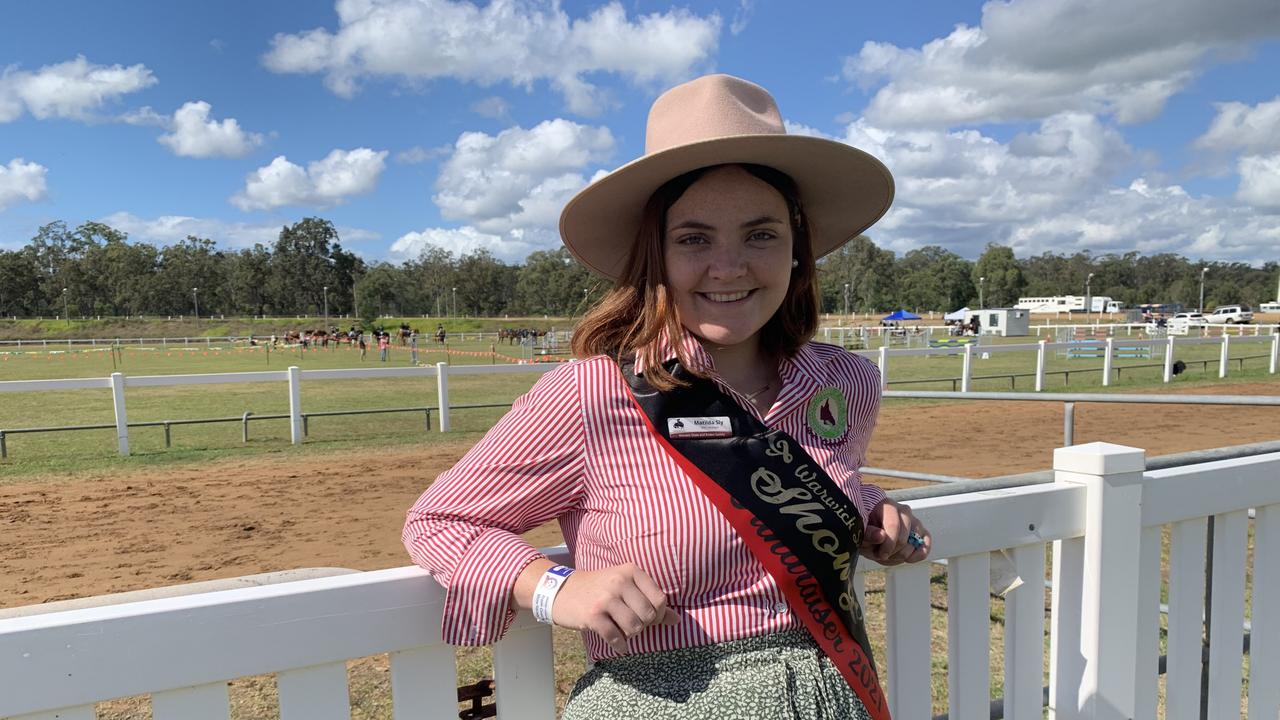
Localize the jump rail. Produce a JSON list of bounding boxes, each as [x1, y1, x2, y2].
[[1, 444, 1274, 720]]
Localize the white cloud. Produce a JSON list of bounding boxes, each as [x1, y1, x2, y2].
[[231, 148, 388, 211], [842, 0, 1280, 127], [119, 105, 169, 127], [1237, 153, 1280, 210], [0, 56, 157, 122], [0, 158, 48, 210], [791, 113, 1279, 263], [433, 119, 614, 234], [470, 96, 511, 119], [262, 0, 720, 114], [1195, 97, 1280, 155], [729, 0, 754, 35], [394, 144, 450, 164], [389, 225, 555, 263], [100, 211, 380, 249], [157, 101, 264, 158]]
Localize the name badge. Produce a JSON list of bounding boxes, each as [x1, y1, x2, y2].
[[668, 416, 733, 439]]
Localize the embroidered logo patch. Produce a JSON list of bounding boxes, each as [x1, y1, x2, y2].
[[668, 416, 733, 439], [806, 387, 847, 441]]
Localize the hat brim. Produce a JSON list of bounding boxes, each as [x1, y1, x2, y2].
[[559, 134, 894, 279]]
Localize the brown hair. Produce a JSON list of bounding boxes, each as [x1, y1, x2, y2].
[[572, 163, 819, 390]]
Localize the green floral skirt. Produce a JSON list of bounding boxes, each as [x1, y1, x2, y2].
[[561, 629, 873, 720]]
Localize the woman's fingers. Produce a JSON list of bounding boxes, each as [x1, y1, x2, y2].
[[551, 563, 678, 654], [862, 500, 932, 565]]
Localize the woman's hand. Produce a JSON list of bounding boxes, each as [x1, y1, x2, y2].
[[861, 499, 931, 565], [551, 563, 680, 654]]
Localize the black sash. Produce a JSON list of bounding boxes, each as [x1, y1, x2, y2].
[[618, 360, 889, 720]]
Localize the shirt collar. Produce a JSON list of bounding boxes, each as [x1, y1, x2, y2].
[[633, 326, 827, 388], [633, 326, 714, 376]]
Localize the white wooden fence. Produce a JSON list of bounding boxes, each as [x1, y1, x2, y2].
[[1, 443, 1275, 720], [3, 328, 1278, 458], [861, 333, 1279, 392], [0, 362, 563, 456]]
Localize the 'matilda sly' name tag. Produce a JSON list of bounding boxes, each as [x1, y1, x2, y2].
[[667, 416, 733, 439]]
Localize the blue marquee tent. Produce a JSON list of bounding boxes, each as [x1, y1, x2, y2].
[[882, 309, 922, 321]]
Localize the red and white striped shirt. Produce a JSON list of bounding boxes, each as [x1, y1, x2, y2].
[[402, 331, 885, 661]]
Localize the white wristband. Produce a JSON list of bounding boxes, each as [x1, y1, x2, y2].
[[532, 565, 574, 624]]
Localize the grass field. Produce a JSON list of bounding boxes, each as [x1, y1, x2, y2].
[[2, 329, 1277, 478]]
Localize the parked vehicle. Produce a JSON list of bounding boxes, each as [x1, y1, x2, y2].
[[1205, 305, 1253, 324], [1260, 301, 1280, 313], [1166, 312, 1205, 336]]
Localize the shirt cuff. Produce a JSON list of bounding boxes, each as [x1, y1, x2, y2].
[[857, 482, 887, 526], [439, 529, 545, 646]]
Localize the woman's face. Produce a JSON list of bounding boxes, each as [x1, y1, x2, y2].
[[663, 165, 794, 353]]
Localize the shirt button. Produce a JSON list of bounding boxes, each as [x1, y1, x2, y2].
[[773, 602, 789, 614]]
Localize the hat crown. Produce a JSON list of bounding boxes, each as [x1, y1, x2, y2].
[[644, 74, 785, 155]]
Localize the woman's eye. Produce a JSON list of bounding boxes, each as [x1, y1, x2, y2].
[[748, 231, 776, 242], [675, 234, 708, 245]]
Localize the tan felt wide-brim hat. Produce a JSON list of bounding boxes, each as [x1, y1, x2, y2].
[[559, 74, 895, 280]]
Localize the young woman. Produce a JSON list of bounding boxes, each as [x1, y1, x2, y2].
[[404, 74, 931, 720]]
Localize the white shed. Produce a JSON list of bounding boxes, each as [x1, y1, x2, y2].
[[965, 308, 1030, 337]]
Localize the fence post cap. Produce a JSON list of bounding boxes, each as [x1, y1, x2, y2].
[[1053, 442, 1144, 475]]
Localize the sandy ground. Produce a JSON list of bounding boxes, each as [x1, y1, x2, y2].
[[2, 381, 1277, 609]]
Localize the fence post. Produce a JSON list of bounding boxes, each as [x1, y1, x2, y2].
[[961, 343, 973, 392], [287, 366, 302, 444], [1218, 335, 1229, 379], [1036, 339, 1047, 392], [1051, 442, 1146, 720], [1102, 338, 1113, 387], [1163, 336, 1175, 383], [436, 362, 451, 432], [1270, 333, 1278, 374], [877, 345, 888, 392], [111, 372, 130, 456]]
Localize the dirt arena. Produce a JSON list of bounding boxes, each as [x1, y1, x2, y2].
[[2, 381, 1277, 610]]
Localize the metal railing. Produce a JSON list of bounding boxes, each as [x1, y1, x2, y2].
[[885, 352, 1273, 391], [0, 403, 518, 459]]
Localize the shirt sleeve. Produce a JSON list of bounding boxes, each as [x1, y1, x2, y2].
[[402, 362, 586, 645], [844, 354, 886, 522]]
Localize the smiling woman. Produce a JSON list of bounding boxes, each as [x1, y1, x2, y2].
[[402, 74, 931, 720]]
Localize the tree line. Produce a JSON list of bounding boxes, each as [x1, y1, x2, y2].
[[1, 219, 1275, 323], [820, 237, 1278, 314]]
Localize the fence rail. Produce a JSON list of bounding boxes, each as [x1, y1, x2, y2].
[[3, 351, 1277, 460], [1, 444, 1274, 719]]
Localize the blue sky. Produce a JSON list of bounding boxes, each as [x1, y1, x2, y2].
[[1, 0, 1278, 265]]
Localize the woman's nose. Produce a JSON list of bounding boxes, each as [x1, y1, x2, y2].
[[707, 243, 747, 278]]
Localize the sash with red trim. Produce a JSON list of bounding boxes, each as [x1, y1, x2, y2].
[[619, 359, 889, 720]]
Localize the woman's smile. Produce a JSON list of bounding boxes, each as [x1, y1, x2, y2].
[[699, 289, 755, 304], [663, 166, 794, 352]]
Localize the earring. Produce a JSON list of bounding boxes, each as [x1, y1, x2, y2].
[[791, 258, 799, 269]]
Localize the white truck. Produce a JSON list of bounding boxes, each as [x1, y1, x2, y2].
[[1015, 295, 1122, 313]]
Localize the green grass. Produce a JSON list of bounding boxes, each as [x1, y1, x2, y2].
[[0, 315, 574, 341], [2, 331, 1276, 478], [0, 339, 557, 478]]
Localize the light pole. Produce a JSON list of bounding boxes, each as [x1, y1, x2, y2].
[[452, 287, 457, 318], [1085, 272, 1094, 321], [843, 282, 850, 322], [322, 285, 329, 328], [978, 277, 985, 310], [1199, 267, 1209, 313], [192, 287, 199, 321], [62, 287, 69, 323]]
